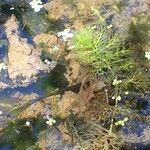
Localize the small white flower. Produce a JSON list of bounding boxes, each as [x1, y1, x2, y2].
[[112, 96, 115, 99], [46, 120, 52, 126], [116, 96, 121, 101], [44, 59, 51, 65], [0, 63, 7, 71], [46, 118, 56, 126], [44, 59, 48, 63], [29, 0, 43, 12], [10, 7, 15, 10], [57, 29, 74, 41], [124, 117, 128, 122], [118, 80, 122, 84], [46, 115, 56, 126], [113, 79, 117, 85], [91, 26, 97, 29], [145, 51, 150, 60], [53, 46, 59, 51], [0, 111, 2, 115], [113, 79, 122, 85], [107, 24, 113, 29], [26, 121, 30, 126], [125, 91, 129, 95]]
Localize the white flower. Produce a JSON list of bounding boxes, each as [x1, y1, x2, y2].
[[10, 7, 15, 10], [113, 79, 117, 85], [53, 46, 59, 51], [26, 121, 30, 126], [118, 80, 122, 84], [29, 0, 43, 12], [112, 79, 122, 85], [124, 117, 128, 122], [115, 117, 128, 126], [125, 91, 129, 95], [44, 59, 51, 65], [91, 26, 97, 29], [0, 63, 7, 71], [112, 96, 115, 99], [145, 51, 150, 60], [116, 96, 121, 101], [107, 24, 113, 29], [46, 118, 56, 126], [57, 29, 74, 41], [46, 115, 56, 126]]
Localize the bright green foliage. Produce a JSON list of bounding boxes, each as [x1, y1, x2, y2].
[[73, 26, 134, 77], [73, 21, 150, 93]]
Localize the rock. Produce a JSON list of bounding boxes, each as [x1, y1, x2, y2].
[[108, 0, 150, 37], [0, 108, 13, 130], [33, 33, 57, 47], [4, 15, 55, 87], [19, 96, 54, 119], [11, 92, 39, 101], [121, 121, 150, 150], [33, 33, 58, 56], [64, 53, 81, 84], [0, 82, 9, 89], [52, 91, 80, 118], [44, 1, 67, 20], [38, 127, 76, 150]]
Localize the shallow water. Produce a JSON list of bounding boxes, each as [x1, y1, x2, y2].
[[0, 0, 150, 150], [0, 2, 56, 149]]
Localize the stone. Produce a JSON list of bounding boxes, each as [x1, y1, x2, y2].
[[4, 15, 55, 87], [38, 128, 76, 150]]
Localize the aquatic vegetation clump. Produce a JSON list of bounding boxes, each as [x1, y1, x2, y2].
[[73, 13, 150, 93], [73, 25, 134, 78]]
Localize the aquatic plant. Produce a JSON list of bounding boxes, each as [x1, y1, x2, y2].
[[73, 25, 134, 79], [73, 10, 150, 96]]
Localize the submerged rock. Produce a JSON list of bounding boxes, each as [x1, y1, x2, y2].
[[4, 15, 56, 87], [121, 121, 150, 150], [103, 0, 150, 39], [38, 128, 76, 150]]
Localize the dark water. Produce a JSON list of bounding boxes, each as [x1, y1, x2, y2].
[[0, 146, 12, 150]]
